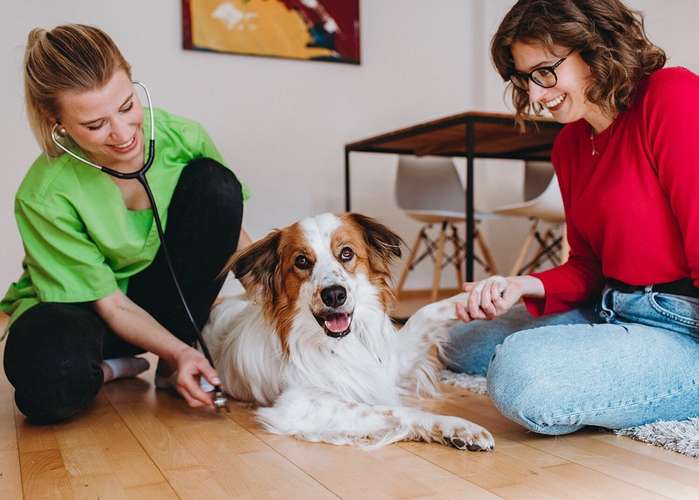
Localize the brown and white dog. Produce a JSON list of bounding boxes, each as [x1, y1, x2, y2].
[[202, 213, 494, 451]]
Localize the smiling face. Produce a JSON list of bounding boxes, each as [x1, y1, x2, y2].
[[229, 213, 402, 351], [511, 41, 613, 132], [295, 214, 365, 339], [55, 68, 144, 170]]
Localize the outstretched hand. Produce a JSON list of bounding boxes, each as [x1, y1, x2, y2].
[[455, 275, 523, 323]]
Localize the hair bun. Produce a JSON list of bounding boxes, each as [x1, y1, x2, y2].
[[26, 28, 48, 50]]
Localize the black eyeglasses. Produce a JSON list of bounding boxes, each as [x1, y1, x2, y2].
[[509, 57, 567, 91]]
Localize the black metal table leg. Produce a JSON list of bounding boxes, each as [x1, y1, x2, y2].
[[465, 119, 475, 282], [344, 148, 351, 212]]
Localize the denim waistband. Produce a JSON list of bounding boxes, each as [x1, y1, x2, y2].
[[599, 285, 699, 337], [606, 278, 699, 299]]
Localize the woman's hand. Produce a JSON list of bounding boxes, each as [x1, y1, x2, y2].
[[170, 346, 221, 408], [455, 275, 524, 322], [455, 275, 545, 323]]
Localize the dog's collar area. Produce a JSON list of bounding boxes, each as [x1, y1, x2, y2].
[[312, 309, 353, 339]]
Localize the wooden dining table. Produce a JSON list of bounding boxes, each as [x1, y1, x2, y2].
[[344, 111, 563, 281]]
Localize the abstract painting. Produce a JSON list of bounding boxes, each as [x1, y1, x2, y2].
[[183, 0, 360, 64]]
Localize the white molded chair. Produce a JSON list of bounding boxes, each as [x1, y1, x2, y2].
[[394, 155, 498, 301], [491, 161, 567, 275]]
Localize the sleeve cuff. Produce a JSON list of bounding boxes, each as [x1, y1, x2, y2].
[[523, 296, 547, 317], [37, 283, 119, 304]]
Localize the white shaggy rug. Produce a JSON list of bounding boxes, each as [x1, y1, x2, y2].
[[615, 418, 699, 458], [439, 370, 488, 395], [439, 370, 699, 458]]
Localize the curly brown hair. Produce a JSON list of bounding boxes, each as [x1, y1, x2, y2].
[[491, 0, 666, 127]]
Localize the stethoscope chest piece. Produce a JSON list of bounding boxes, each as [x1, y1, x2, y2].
[[213, 390, 230, 413]]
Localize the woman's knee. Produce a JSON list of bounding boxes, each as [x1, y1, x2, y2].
[[181, 158, 244, 209], [4, 303, 105, 424], [176, 158, 244, 248], [486, 327, 584, 435]]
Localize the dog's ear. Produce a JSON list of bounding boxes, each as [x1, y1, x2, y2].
[[347, 213, 403, 266], [221, 230, 282, 295]]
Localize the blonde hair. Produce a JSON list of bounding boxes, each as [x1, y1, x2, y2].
[[23, 24, 132, 156]]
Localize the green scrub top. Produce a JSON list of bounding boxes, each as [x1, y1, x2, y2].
[[0, 108, 249, 336]]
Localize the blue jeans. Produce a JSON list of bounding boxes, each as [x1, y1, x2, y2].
[[441, 288, 699, 435]]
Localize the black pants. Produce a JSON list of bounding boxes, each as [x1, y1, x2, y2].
[[3, 158, 244, 424]]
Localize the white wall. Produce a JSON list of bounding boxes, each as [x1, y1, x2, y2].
[[0, 0, 475, 292], [1, 1, 698, 295]]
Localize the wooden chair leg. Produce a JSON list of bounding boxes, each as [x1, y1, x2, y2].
[[525, 225, 565, 273], [395, 228, 424, 299], [509, 219, 538, 276], [525, 251, 543, 274], [474, 225, 498, 276], [543, 228, 555, 247], [560, 223, 570, 263], [525, 226, 558, 273], [431, 222, 447, 302], [451, 224, 463, 288], [526, 242, 551, 274]]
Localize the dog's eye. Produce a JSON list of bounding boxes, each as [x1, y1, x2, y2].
[[340, 247, 354, 262], [295, 255, 311, 270]]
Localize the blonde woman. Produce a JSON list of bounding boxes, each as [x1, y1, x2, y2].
[[1, 24, 251, 423]]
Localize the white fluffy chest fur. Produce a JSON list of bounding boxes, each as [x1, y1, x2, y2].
[[204, 282, 413, 407]]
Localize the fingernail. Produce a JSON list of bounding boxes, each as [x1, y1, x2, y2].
[[213, 378, 221, 385]]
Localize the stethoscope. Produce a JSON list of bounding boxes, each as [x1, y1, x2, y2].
[[51, 81, 229, 412]]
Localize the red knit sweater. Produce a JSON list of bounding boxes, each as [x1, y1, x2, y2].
[[525, 67, 699, 316]]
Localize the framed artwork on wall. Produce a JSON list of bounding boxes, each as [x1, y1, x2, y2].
[[182, 0, 360, 64]]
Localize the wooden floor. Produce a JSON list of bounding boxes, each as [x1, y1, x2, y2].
[[2, 312, 699, 499]]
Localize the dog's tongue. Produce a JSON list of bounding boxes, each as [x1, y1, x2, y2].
[[324, 313, 350, 333]]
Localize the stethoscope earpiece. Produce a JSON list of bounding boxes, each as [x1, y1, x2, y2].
[[52, 122, 68, 139]]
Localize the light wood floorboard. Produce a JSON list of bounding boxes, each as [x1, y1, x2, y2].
[[1, 308, 697, 498]]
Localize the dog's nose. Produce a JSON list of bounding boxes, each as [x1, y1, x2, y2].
[[320, 285, 347, 308]]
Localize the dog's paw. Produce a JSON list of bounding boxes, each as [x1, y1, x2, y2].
[[439, 419, 495, 452]]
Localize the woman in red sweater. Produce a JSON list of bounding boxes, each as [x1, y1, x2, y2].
[[442, 0, 699, 435]]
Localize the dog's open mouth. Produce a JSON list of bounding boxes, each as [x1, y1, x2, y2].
[[313, 311, 353, 339]]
